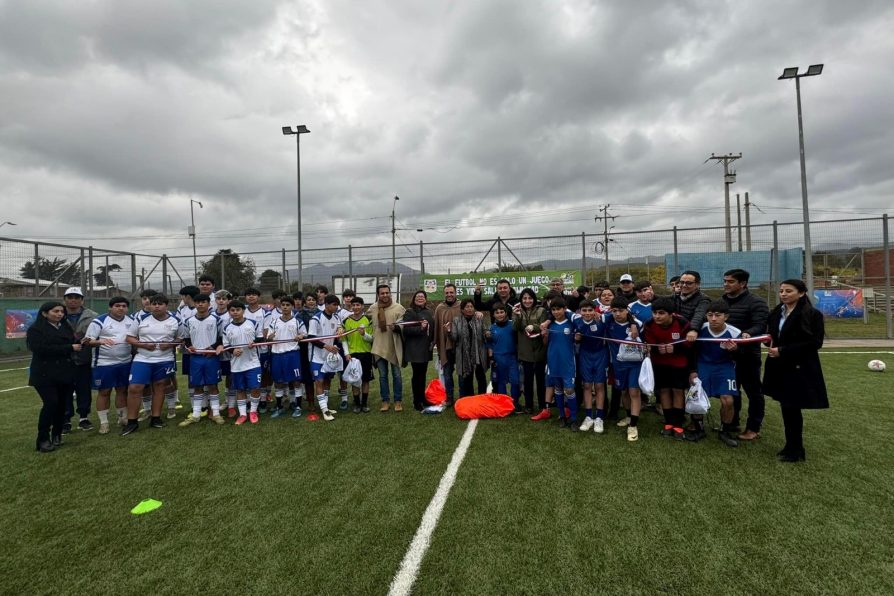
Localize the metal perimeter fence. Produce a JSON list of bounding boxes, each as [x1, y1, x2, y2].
[[1, 215, 891, 352]]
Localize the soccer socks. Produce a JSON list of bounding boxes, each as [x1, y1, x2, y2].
[[226, 389, 237, 409], [556, 394, 566, 418], [316, 394, 329, 412], [361, 393, 369, 407], [629, 415, 639, 428], [595, 408, 605, 420], [141, 396, 152, 413], [274, 389, 285, 409], [209, 395, 221, 416], [116, 406, 127, 420], [565, 393, 578, 421], [191, 395, 203, 419], [237, 399, 247, 417], [165, 391, 178, 410], [98, 409, 109, 425], [585, 408, 593, 418], [250, 396, 260, 413]]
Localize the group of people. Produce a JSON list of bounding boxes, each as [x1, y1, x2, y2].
[[27, 269, 828, 462]]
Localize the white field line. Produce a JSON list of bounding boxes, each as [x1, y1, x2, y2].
[[0, 367, 29, 373], [0, 386, 29, 393], [820, 351, 894, 355], [388, 419, 479, 596]]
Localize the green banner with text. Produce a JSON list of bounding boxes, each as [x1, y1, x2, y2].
[[420, 270, 581, 301]]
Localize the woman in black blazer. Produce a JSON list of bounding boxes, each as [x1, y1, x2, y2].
[[27, 301, 83, 453], [763, 279, 829, 462]]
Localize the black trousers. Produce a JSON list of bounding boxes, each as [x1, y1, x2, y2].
[[36, 383, 73, 444], [410, 362, 429, 410], [65, 365, 92, 420], [734, 351, 765, 432], [521, 360, 546, 410], [458, 364, 487, 398], [780, 403, 804, 454]]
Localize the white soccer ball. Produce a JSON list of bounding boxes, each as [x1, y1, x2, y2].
[[867, 359, 886, 372]]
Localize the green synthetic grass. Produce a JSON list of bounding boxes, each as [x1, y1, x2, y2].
[[824, 312, 891, 338], [1, 352, 892, 595]]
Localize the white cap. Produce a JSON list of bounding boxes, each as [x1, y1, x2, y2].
[[619, 274, 633, 283], [64, 286, 84, 297]]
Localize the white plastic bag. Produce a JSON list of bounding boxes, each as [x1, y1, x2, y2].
[[617, 340, 645, 362], [685, 378, 710, 415], [321, 350, 344, 374], [638, 357, 655, 396], [342, 358, 362, 386]]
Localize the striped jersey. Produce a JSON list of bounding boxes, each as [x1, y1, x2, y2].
[[222, 319, 263, 372], [266, 315, 307, 354], [178, 312, 220, 350], [85, 313, 133, 367]]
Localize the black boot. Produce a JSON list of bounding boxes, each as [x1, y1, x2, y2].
[[36, 439, 55, 453]]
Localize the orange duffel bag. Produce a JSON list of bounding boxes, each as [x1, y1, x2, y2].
[[453, 393, 515, 420]]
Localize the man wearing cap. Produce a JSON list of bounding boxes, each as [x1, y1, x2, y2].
[[62, 287, 98, 432], [616, 274, 637, 302]]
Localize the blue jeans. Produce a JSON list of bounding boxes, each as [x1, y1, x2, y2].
[[376, 359, 402, 403]]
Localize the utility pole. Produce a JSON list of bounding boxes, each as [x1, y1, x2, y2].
[[708, 153, 742, 252], [744, 191, 752, 251], [391, 196, 399, 281], [736, 193, 743, 252], [594, 205, 616, 283]]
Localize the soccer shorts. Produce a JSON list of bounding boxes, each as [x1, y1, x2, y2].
[[699, 363, 739, 398], [130, 361, 176, 385], [271, 351, 302, 384], [352, 352, 374, 382], [578, 350, 608, 384], [311, 361, 335, 381], [189, 354, 222, 387], [231, 367, 262, 391], [92, 362, 131, 390], [653, 364, 690, 391], [613, 361, 643, 391]]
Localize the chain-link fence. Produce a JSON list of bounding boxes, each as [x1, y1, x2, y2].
[[2, 215, 891, 349]]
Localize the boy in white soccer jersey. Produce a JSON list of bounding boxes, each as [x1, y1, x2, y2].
[[178, 294, 226, 427], [243, 287, 272, 413], [122, 294, 180, 436], [266, 296, 307, 418], [83, 296, 133, 434], [689, 300, 741, 447], [222, 300, 265, 425], [213, 290, 237, 416], [308, 294, 345, 421], [132, 289, 157, 420], [176, 285, 200, 416], [335, 288, 356, 410]]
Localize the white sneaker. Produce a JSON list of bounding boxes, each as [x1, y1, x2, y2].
[[627, 426, 639, 441], [138, 410, 150, 422], [579, 416, 594, 432], [99, 422, 110, 435], [616, 416, 631, 427], [322, 410, 335, 422], [594, 418, 604, 434], [117, 416, 128, 426], [166, 408, 177, 419]]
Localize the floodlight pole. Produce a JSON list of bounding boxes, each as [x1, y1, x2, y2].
[[283, 125, 311, 290], [189, 198, 203, 283], [391, 196, 399, 279], [780, 65, 822, 299]]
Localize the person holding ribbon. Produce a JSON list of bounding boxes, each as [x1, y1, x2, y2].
[[401, 290, 435, 411]]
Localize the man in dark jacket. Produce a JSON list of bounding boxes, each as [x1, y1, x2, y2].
[[616, 274, 637, 302], [62, 287, 98, 433], [721, 269, 770, 440], [473, 278, 519, 319], [675, 271, 711, 341]]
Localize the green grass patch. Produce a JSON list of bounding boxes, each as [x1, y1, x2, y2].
[[1, 352, 892, 595]]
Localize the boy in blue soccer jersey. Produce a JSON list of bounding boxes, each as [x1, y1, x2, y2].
[[541, 298, 579, 431], [603, 296, 646, 441], [572, 300, 609, 434], [178, 294, 226, 427], [486, 303, 521, 412], [689, 300, 741, 447], [83, 297, 133, 434], [629, 281, 654, 324], [267, 296, 307, 418]]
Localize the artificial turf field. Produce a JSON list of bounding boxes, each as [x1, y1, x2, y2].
[[1, 350, 892, 596]]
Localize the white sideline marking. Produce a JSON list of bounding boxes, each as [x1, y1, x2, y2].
[[0, 367, 29, 373], [821, 351, 894, 355], [0, 385, 29, 393], [388, 419, 479, 596]]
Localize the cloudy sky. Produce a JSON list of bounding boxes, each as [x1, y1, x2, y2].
[[1, 0, 892, 270]]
